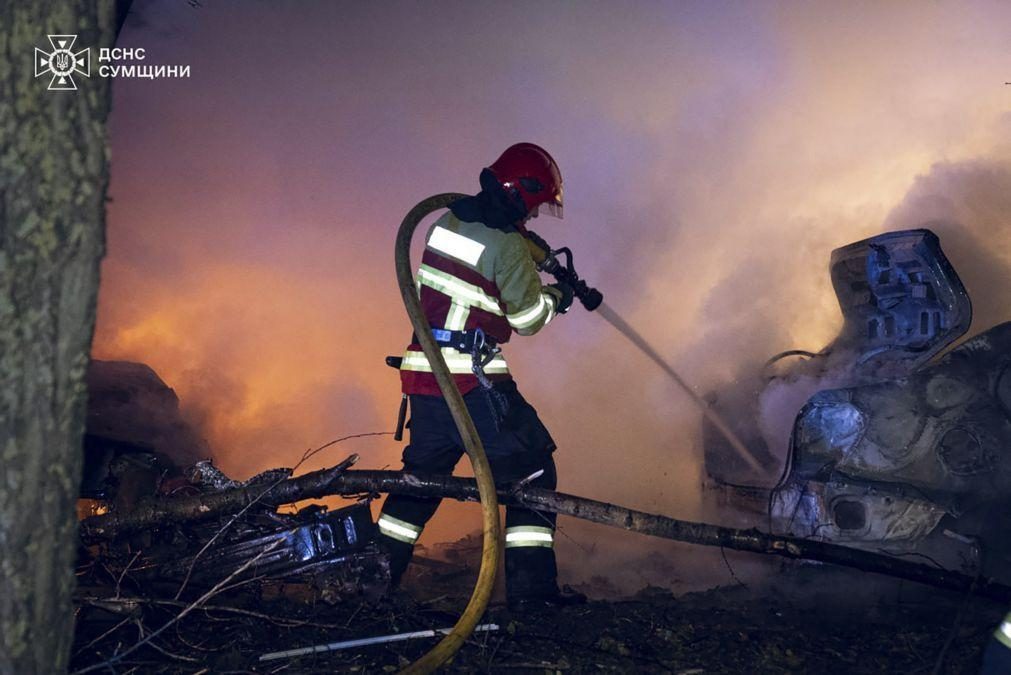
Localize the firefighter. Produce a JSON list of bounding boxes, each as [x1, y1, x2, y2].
[[379, 143, 583, 609], [981, 611, 1011, 673]]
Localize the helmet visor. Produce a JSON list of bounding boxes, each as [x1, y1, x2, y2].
[[543, 187, 563, 219]]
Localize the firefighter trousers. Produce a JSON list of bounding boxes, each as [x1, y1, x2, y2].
[[379, 380, 560, 601]]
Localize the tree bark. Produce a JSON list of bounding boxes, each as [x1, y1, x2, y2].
[[0, 3, 114, 672], [81, 466, 1011, 603]]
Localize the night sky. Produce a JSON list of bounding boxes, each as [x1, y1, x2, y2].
[[93, 0, 1011, 588]]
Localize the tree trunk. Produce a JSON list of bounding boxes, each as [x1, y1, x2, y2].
[[0, 3, 114, 672], [81, 466, 1011, 603]]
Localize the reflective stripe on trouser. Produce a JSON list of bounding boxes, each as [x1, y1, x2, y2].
[[505, 525, 554, 548], [504, 491, 558, 600], [995, 611, 1011, 649], [379, 486, 448, 586], [377, 513, 424, 545], [983, 615, 1011, 675]]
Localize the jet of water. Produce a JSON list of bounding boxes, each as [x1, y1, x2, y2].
[[594, 301, 764, 473]]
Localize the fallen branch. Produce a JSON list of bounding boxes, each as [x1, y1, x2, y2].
[[80, 454, 360, 543], [81, 467, 1011, 602]]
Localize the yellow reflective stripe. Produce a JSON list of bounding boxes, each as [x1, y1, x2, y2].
[[507, 291, 553, 330], [445, 303, 469, 331], [380, 513, 424, 533], [504, 525, 554, 548], [400, 348, 509, 374], [378, 514, 423, 544], [428, 226, 485, 266], [996, 614, 1011, 649], [417, 265, 503, 315], [544, 295, 557, 325]]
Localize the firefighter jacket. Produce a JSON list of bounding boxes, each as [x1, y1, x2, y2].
[[400, 211, 562, 396]]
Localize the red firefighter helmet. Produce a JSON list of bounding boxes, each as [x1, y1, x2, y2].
[[486, 143, 563, 219]]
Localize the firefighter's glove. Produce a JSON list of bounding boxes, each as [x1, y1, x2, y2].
[[548, 282, 574, 314]]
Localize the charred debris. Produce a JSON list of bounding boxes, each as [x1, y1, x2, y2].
[[73, 227, 1011, 672]]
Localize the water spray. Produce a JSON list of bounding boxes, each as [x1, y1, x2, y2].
[[525, 232, 764, 474]]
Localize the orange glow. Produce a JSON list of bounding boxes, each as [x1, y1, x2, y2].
[[95, 2, 1011, 591], [94, 260, 407, 478]]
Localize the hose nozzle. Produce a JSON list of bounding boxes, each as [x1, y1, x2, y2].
[[525, 232, 603, 312]]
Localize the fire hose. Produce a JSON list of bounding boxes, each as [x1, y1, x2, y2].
[[395, 193, 500, 674]]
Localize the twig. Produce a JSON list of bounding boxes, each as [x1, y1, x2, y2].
[[72, 615, 135, 658], [80, 596, 353, 629], [508, 470, 544, 494], [132, 619, 199, 663], [343, 602, 367, 628], [72, 538, 283, 674], [720, 546, 748, 588], [173, 624, 217, 653], [208, 573, 268, 597], [298, 431, 394, 466], [115, 550, 143, 598]]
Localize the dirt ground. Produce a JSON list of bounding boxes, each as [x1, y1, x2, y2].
[[72, 554, 1004, 674]]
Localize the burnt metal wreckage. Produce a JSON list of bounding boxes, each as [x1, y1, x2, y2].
[[78, 456, 391, 606], [704, 227, 1011, 586]]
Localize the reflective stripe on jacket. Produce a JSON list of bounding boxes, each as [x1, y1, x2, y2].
[[400, 211, 561, 396]]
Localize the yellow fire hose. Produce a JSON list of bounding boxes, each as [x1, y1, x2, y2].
[[395, 194, 501, 674]]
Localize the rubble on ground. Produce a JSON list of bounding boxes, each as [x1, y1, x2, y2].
[[73, 536, 1003, 673]]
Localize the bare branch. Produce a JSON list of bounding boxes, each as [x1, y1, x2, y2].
[[72, 538, 283, 674]]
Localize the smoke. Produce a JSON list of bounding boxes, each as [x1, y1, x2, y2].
[[751, 155, 1011, 470], [885, 160, 1011, 335], [95, 0, 1011, 592]]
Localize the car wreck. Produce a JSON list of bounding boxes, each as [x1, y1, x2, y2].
[[704, 227, 1011, 583]]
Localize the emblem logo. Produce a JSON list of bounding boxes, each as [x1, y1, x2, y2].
[[34, 35, 91, 91]]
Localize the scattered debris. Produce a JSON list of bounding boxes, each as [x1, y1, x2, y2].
[[80, 462, 1011, 601], [72, 559, 1004, 673]]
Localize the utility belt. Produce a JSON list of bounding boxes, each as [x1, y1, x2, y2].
[[387, 327, 510, 439], [430, 328, 501, 386], [430, 327, 495, 354]]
